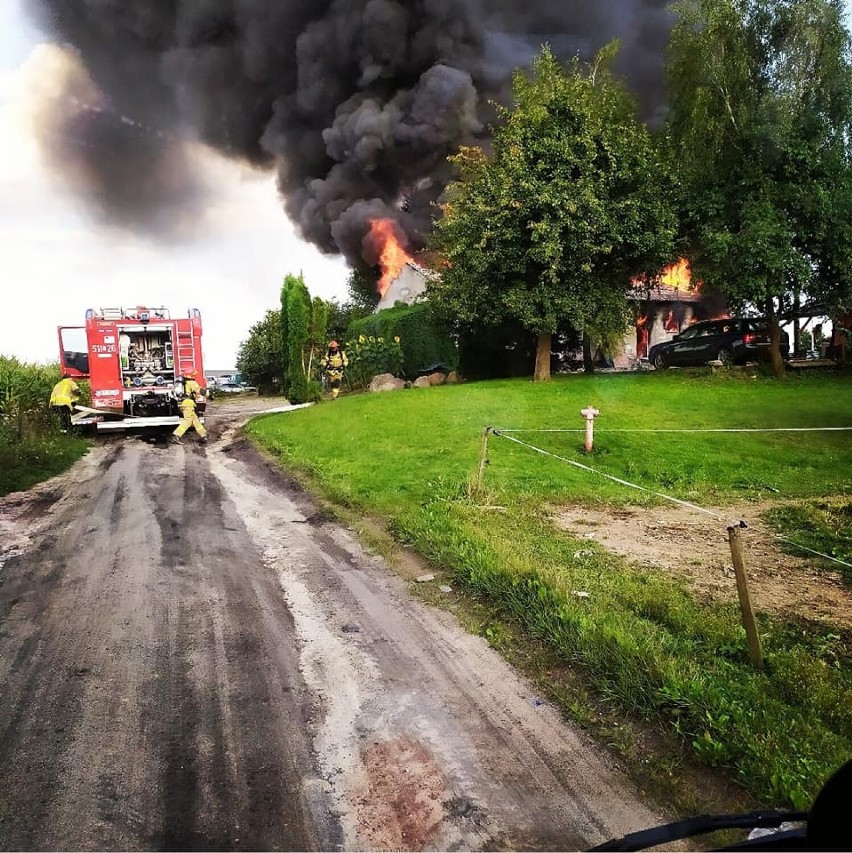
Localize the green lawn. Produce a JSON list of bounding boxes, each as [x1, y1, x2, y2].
[[248, 370, 852, 810]]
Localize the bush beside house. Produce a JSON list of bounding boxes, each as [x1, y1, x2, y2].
[[348, 303, 457, 379]]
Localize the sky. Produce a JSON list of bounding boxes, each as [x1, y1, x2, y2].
[[0, 0, 350, 369], [1, 1, 850, 369]]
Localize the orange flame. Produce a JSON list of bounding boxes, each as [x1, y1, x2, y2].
[[660, 258, 694, 292], [632, 258, 698, 292], [367, 219, 414, 297], [636, 314, 651, 357]]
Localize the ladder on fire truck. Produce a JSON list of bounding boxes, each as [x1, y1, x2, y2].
[[176, 328, 197, 376]]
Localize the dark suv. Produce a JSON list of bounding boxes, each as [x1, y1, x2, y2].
[[648, 318, 789, 369]]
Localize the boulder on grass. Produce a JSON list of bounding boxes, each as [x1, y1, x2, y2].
[[445, 371, 462, 384], [412, 376, 431, 388], [428, 371, 447, 386], [369, 373, 406, 392]]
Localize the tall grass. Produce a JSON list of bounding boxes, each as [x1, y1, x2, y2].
[[0, 356, 89, 496]]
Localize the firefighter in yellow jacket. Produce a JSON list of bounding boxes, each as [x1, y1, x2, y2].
[[321, 340, 348, 399], [171, 375, 207, 444], [183, 369, 202, 399], [49, 373, 81, 432]]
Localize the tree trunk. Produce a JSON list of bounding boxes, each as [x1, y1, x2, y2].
[[582, 331, 594, 373], [533, 332, 552, 382], [792, 290, 801, 357], [765, 298, 786, 379]]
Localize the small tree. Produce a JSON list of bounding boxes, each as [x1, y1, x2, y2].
[[285, 274, 312, 403], [346, 267, 381, 310], [326, 299, 373, 343], [307, 297, 330, 381], [236, 310, 283, 393], [429, 45, 676, 380], [279, 278, 291, 390]]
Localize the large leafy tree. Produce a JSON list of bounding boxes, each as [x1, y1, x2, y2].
[[429, 45, 677, 380], [236, 310, 283, 393], [666, 0, 852, 376]]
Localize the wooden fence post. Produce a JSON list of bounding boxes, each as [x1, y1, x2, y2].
[[727, 524, 764, 670], [476, 427, 492, 494]]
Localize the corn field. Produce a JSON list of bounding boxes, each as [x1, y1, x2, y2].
[[0, 356, 92, 496], [0, 356, 63, 441]]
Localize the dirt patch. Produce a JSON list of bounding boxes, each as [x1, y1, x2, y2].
[[352, 738, 447, 851], [555, 502, 852, 627]]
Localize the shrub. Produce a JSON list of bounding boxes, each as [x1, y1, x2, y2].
[[345, 335, 404, 390], [347, 302, 457, 378]]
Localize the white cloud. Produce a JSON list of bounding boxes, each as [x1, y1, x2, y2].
[[0, 43, 351, 370]]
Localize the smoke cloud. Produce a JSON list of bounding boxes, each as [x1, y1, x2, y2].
[[29, 0, 674, 265]]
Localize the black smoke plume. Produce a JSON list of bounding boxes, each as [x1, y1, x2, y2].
[[29, 0, 674, 264]]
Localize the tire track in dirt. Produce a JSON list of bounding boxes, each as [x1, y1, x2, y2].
[[210, 417, 665, 851], [0, 398, 665, 851]]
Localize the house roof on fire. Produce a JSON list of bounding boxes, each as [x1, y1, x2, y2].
[[403, 260, 440, 281], [629, 283, 703, 303], [376, 261, 439, 311]]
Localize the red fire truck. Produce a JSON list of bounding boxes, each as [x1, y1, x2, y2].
[[58, 306, 206, 431]]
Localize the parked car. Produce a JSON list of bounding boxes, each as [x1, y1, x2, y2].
[[648, 318, 790, 369], [216, 382, 258, 394]]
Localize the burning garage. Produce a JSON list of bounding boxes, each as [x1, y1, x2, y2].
[[611, 260, 728, 370]]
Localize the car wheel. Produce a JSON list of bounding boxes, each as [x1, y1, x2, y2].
[[652, 352, 668, 370], [717, 347, 733, 367]]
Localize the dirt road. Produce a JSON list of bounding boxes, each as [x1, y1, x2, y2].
[[0, 400, 661, 851]]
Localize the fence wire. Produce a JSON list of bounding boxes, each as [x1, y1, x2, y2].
[[490, 428, 852, 571]]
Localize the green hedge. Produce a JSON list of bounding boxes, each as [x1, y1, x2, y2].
[[347, 302, 457, 379]]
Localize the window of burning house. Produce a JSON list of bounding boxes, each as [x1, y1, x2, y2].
[[663, 309, 679, 333]]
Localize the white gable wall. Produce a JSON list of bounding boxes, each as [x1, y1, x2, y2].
[[376, 264, 429, 311]]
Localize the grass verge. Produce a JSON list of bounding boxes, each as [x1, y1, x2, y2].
[[247, 370, 852, 810], [0, 434, 90, 497]]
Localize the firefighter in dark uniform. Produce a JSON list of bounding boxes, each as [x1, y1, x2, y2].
[[321, 340, 348, 399]]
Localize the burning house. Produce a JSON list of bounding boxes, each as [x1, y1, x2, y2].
[[614, 284, 703, 368], [371, 247, 728, 373], [376, 262, 432, 311], [611, 260, 727, 369], [365, 217, 435, 311]]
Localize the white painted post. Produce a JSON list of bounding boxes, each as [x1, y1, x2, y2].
[[581, 407, 600, 453]]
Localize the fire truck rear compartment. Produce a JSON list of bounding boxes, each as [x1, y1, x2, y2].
[[61, 306, 205, 430], [120, 329, 174, 381], [118, 328, 176, 418]]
